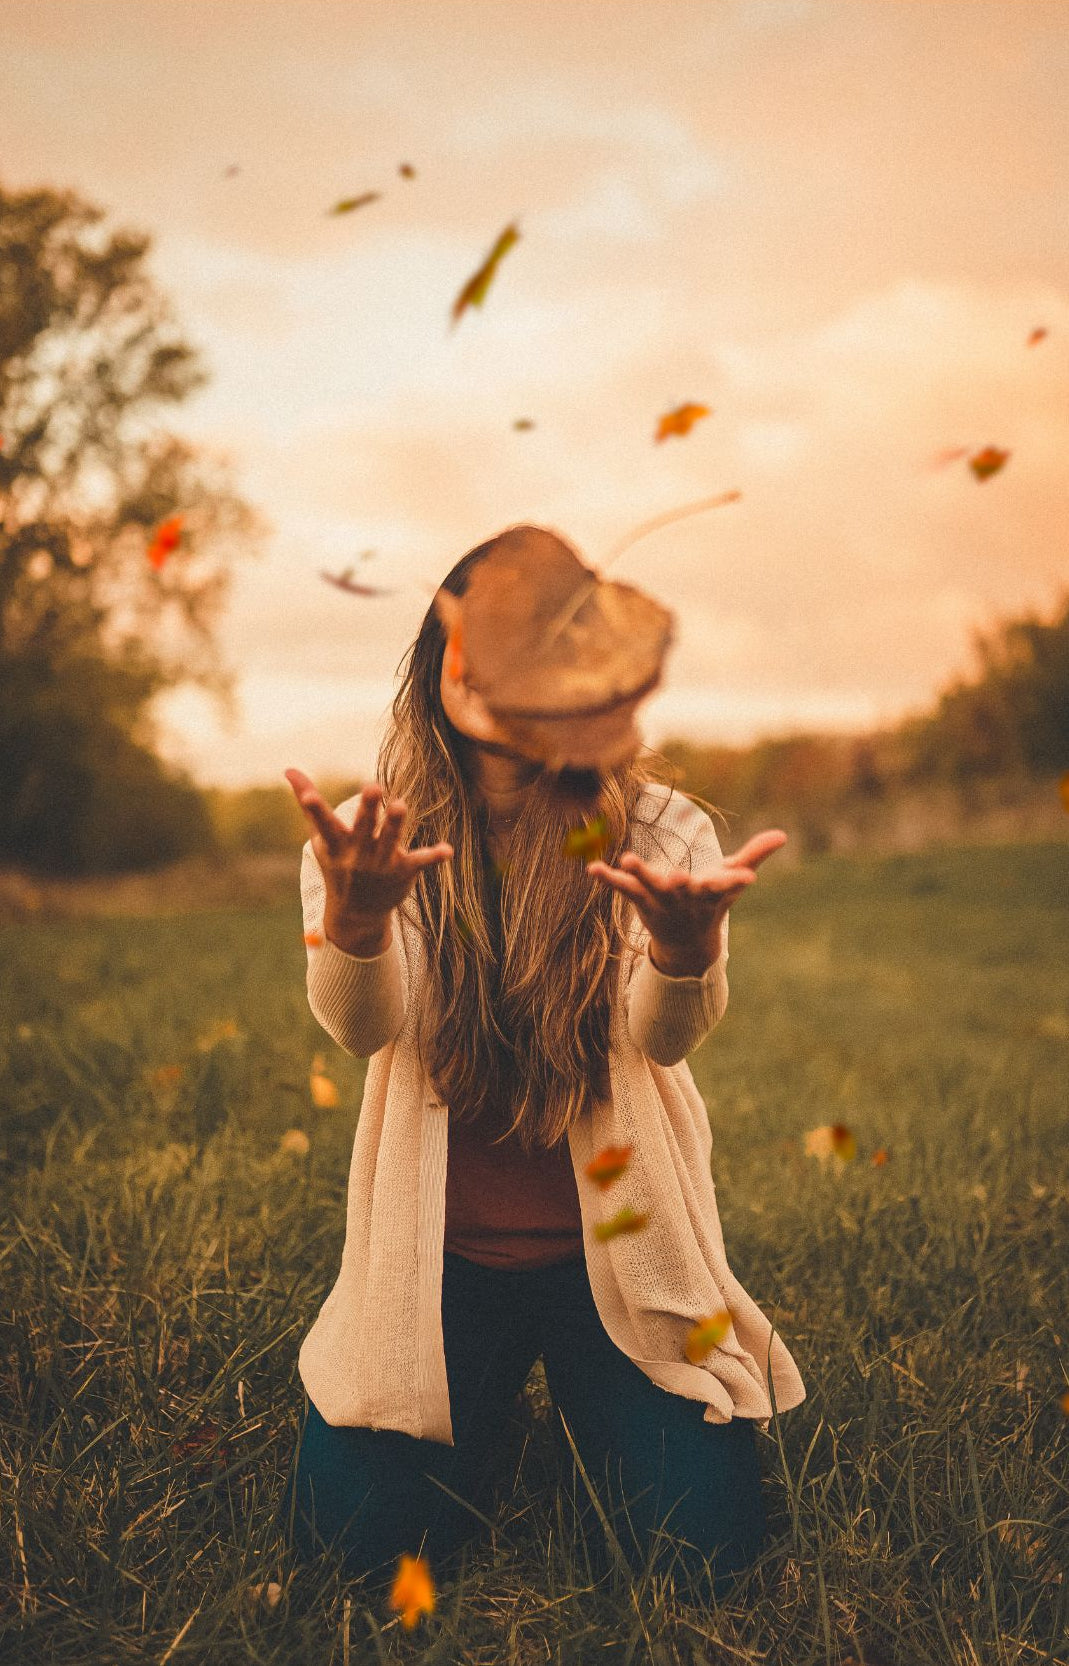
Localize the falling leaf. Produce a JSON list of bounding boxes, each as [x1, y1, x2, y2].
[[329, 192, 381, 215], [399, 163, 416, 179], [563, 815, 610, 863], [445, 618, 465, 682], [594, 1205, 649, 1242], [16, 1023, 33, 1040], [304, 931, 324, 948], [389, 1553, 436, 1629], [1059, 772, 1069, 814], [280, 1128, 311, 1156], [927, 445, 971, 471], [585, 1143, 634, 1189], [309, 1066, 338, 1109], [655, 403, 711, 443], [195, 1018, 242, 1052], [450, 221, 520, 327], [804, 1124, 857, 1163], [1027, 326, 1048, 346], [684, 1310, 732, 1365], [147, 514, 183, 571], [320, 567, 397, 597], [223, 164, 241, 179], [433, 525, 674, 772], [969, 446, 1010, 482], [870, 1147, 890, 1167], [513, 418, 535, 431]]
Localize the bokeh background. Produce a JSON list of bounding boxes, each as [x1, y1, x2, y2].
[[1, 0, 1066, 893]]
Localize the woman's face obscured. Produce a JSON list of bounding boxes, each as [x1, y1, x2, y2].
[[439, 654, 544, 762]]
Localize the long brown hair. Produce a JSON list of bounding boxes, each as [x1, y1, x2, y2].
[[376, 525, 719, 1154]]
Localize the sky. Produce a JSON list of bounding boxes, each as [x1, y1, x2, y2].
[[2, 0, 1067, 789]]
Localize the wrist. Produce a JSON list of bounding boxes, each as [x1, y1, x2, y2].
[[324, 909, 393, 958], [648, 934, 722, 978]]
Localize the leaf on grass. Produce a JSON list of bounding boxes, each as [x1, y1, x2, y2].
[[329, 193, 381, 215], [432, 525, 674, 771], [1061, 1389, 1069, 1417], [451, 222, 520, 327], [147, 514, 183, 570], [309, 1063, 338, 1108], [585, 1143, 634, 1189], [594, 1205, 649, 1242], [684, 1310, 732, 1365], [804, 1124, 857, 1162], [389, 1553, 436, 1629], [969, 446, 1010, 481], [655, 403, 711, 443], [279, 1128, 311, 1156]]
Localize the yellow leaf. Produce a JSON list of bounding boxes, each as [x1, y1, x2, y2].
[[450, 222, 520, 326], [594, 1205, 649, 1242], [684, 1310, 732, 1365], [279, 1128, 311, 1156], [310, 1069, 339, 1108], [803, 1124, 856, 1163], [562, 815, 610, 862], [329, 192, 381, 215]]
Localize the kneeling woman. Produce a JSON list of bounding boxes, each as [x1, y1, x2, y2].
[[280, 525, 805, 1600]]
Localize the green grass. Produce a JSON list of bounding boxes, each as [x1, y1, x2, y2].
[[2, 840, 1067, 1664]]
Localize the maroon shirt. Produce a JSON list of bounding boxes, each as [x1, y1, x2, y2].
[[443, 845, 586, 1269]]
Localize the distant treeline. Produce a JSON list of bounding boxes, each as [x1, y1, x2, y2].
[[201, 588, 1069, 863]]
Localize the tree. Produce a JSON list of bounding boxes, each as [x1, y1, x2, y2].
[[0, 181, 265, 873]]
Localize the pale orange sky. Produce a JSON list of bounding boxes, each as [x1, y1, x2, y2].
[[2, 0, 1067, 788]]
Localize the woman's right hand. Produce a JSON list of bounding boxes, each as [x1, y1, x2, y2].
[[285, 768, 453, 936]]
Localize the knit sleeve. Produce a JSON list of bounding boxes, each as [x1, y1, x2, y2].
[[300, 816, 406, 1060], [624, 796, 730, 1068]]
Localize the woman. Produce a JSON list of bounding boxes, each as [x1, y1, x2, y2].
[[279, 525, 805, 1601]]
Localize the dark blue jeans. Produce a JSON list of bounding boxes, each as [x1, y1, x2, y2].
[[279, 1250, 767, 1599]]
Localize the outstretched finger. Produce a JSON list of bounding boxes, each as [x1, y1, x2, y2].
[[725, 830, 788, 870], [373, 797, 408, 860], [405, 843, 454, 871], [586, 861, 662, 911], [284, 768, 348, 856]]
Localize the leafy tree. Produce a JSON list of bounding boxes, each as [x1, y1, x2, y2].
[[0, 181, 265, 873]]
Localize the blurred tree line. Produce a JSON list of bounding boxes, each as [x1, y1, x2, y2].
[[1, 181, 1065, 876]]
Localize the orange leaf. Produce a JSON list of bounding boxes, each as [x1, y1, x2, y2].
[[147, 514, 183, 570], [310, 1067, 339, 1108], [1027, 326, 1048, 346], [388, 1553, 436, 1629], [279, 1128, 311, 1156], [304, 930, 324, 947], [594, 1205, 649, 1242], [870, 1147, 890, 1167], [398, 163, 416, 179], [585, 1143, 634, 1189], [451, 222, 521, 326], [1058, 771, 1069, 814], [684, 1309, 731, 1365], [969, 446, 1010, 482], [1060, 1390, 1069, 1416], [655, 403, 711, 443], [804, 1123, 856, 1162]]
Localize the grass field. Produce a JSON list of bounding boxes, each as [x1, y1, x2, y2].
[[2, 840, 1067, 1665]]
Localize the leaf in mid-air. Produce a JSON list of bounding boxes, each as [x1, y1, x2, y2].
[[304, 931, 323, 947], [279, 1128, 311, 1156], [329, 192, 381, 215], [1060, 771, 1069, 814], [399, 163, 416, 179], [655, 403, 711, 443], [1027, 326, 1048, 346], [927, 445, 971, 471], [562, 815, 610, 863], [684, 1310, 731, 1365], [969, 446, 1010, 481], [451, 222, 521, 327], [513, 418, 535, 431], [147, 514, 183, 570], [594, 1205, 649, 1242], [871, 1147, 890, 1167], [389, 1554, 436, 1629], [309, 1059, 339, 1108], [585, 1143, 634, 1189], [320, 568, 397, 597]]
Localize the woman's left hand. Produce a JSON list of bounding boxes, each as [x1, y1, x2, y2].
[[586, 829, 788, 968]]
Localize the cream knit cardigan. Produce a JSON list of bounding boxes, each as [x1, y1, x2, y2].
[[298, 781, 806, 1441]]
